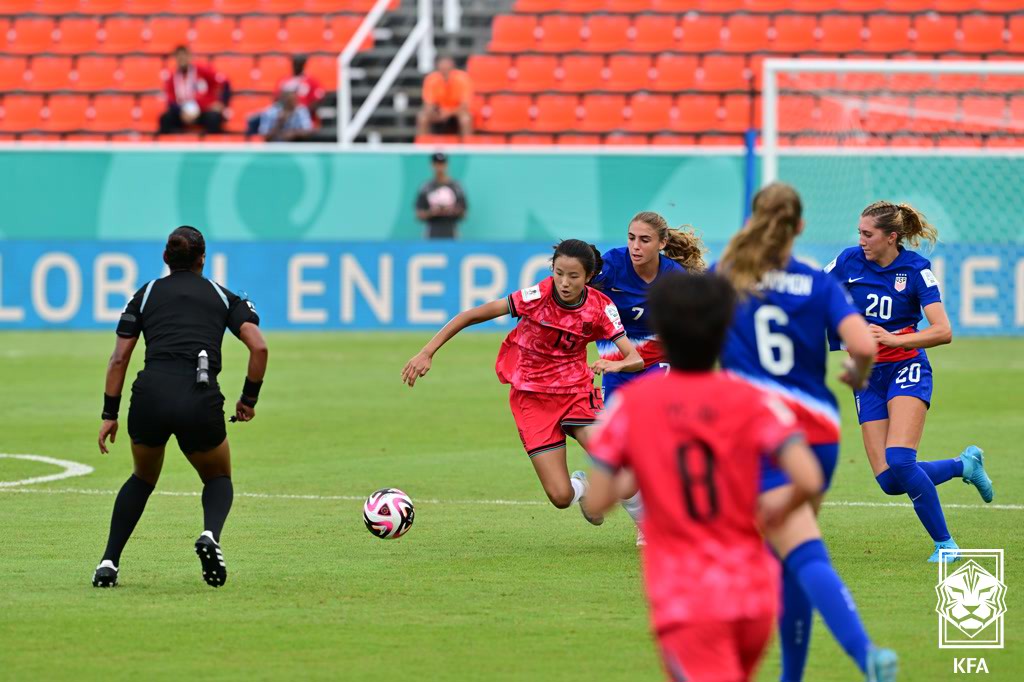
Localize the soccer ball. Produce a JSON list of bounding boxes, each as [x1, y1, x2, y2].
[[363, 488, 415, 539]]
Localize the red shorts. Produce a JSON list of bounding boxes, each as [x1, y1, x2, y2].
[[657, 617, 773, 682], [508, 387, 603, 457]]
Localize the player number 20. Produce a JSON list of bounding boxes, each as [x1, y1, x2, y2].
[[865, 294, 893, 320], [754, 305, 795, 376], [895, 363, 921, 386]]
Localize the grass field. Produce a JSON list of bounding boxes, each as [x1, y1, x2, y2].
[[1, 332, 1021, 681]]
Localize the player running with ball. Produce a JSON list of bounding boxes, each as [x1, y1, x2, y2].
[[402, 239, 643, 516], [826, 201, 994, 563]]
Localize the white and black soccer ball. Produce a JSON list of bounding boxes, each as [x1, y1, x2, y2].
[[363, 488, 415, 539]]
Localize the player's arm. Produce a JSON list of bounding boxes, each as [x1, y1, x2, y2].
[[402, 298, 511, 387], [583, 464, 618, 519], [836, 314, 875, 391], [591, 335, 644, 375], [870, 301, 952, 350], [234, 322, 269, 423], [98, 335, 139, 454], [758, 437, 824, 529]]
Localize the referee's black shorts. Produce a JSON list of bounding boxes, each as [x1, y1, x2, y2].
[[127, 363, 226, 455]]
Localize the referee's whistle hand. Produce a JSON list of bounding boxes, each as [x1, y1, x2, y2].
[[98, 419, 118, 454], [234, 401, 255, 422]]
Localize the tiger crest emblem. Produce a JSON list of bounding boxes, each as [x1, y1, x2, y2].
[[935, 560, 1007, 638]]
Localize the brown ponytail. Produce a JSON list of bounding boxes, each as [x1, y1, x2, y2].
[[718, 182, 802, 295], [861, 201, 939, 249], [630, 211, 708, 273]]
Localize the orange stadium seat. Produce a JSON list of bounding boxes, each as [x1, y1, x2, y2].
[[772, 15, 818, 53], [674, 95, 719, 132], [27, 57, 74, 92], [608, 0, 658, 10], [838, 0, 884, 9], [539, 15, 585, 52], [285, 16, 328, 53], [0, 0, 35, 13], [699, 56, 748, 91], [192, 16, 238, 54], [652, 0, 700, 10], [723, 15, 771, 53], [961, 96, 1006, 131], [0, 57, 27, 91], [1, 95, 45, 131], [913, 15, 958, 53], [9, 18, 56, 55], [123, 0, 171, 13], [55, 17, 101, 54], [256, 56, 291, 88], [515, 0, 560, 10], [513, 55, 559, 92], [215, 55, 258, 91], [632, 15, 678, 53], [238, 17, 282, 54], [305, 55, 337, 90], [327, 16, 370, 51], [912, 95, 958, 132], [468, 55, 511, 93], [532, 94, 579, 132], [584, 15, 630, 53], [100, 17, 147, 54], [579, 94, 626, 132], [263, 0, 304, 10], [746, 0, 791, 9], [559, 55, 605, 92], [777, 95, 816, 132], [88, 94, 138, 132], [818, 15, 865, 53], [883, 0, 932, 8], [864, 15, 911, 53], [170, 0, 215, 12], [226, 94, 268, 132], [862, 96, 911, 132], [490, 15, 537, 53], [980, 0, 1021, 9], [219, 0, 259, 14], [74, 56, 119, 91], [605, 134, 649, 145], [625, 94, 673, 132], [651, 134, 696, 145], [652, 54, 698, 92], [119, 56, 164, 91], [699, 0, 743, 10], [679, 15, 723, 52], [606, 54, 651, 92], [721, 94, 752, 132], [932, 0, 979, 9], [1008, 16, 1024, 53], [34, 0, 79, 14], [41, 94, 90, 131], [558, 133, 602, 144], [509, 134, 555, 145], [482, 94, 532, 132], [959, 15, 1006, 54], [137, 95, 163, 127], [563, 0, 606, 10], [145, 17, 192, 55]]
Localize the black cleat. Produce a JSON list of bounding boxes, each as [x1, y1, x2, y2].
[[92, 560, 118, 588], [194, 532, 227, 588]]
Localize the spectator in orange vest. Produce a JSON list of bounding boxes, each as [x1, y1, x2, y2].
[[416, 57, 473, 140]]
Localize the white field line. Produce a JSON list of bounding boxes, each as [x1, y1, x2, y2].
[[0, 485, 1020, 512], [0, 454, 94, 488]]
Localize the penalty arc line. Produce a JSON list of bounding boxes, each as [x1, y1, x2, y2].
[[0, 486, 1021, 511], [0, 454, 94, 488]]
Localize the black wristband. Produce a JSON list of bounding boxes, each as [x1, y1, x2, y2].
[[102, 393, 121, 420], [242, 377, 262, 400], [239, 394, 258, 408]]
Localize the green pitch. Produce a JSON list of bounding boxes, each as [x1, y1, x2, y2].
[[1, 332, 1021, 681]]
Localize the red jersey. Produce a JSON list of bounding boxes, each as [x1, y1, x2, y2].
[[275, 74, 326, 110], [496, 278, 625, 394], [589, 371, 802, 632], [163, 64, 226, 111]]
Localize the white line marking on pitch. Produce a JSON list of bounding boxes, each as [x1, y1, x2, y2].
[[0, 454, 94, 488], [0, 485, 1020, 511]]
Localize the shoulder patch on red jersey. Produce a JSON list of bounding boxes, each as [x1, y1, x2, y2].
[[604, 304, 623, 331], [521, 285, 542, 302]]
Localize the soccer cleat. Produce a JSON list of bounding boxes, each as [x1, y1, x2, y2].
[[959, 445, 993, 503], [865, 647, 898, 682], [636, 528, 646, 547], [928, 538, 961, 564], [92, 560, 118, 588], [194, 531, 227, 588], [571, 470, 603, 526]]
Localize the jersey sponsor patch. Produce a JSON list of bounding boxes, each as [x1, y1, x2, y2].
[[894, 274, 907, 292], [521, 285, 542, 302], [605, 304, 623, 331], [921, 268, 939, 288]]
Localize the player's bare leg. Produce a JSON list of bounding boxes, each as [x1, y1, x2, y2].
[[186, 439, 233, 587], [93, 443, 165, 587], [529, 445, 577, 509]]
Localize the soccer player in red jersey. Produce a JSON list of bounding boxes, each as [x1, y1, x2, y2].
[[584, 272, 824, 682], [402, 239, 644, 513]]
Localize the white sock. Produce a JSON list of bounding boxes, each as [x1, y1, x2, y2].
[[620, 492, 644, 526], [570, 477, 587, 506]]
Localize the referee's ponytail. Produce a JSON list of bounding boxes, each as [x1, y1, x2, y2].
[[552, 239, 603, 280], [164, 225, 206, 271]]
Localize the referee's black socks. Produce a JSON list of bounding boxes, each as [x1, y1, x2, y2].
[[202, 476, 233, 543], [102, 474, 155, 566]]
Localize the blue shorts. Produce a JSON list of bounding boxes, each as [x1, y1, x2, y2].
[[855, 355, 933, 424], [602, 362, 670, 400], [760, 443, 839, 494]]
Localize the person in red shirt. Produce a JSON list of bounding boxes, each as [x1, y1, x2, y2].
[[584, 272, 824, 682], [275, 55, 325, 115], [402, 239, 643, 513], [159, 45, 230, 135]]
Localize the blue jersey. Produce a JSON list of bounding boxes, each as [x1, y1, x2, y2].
[[593, 247, 683, 370], [717, 257, 859, 445], [825, 246, 942, 363]]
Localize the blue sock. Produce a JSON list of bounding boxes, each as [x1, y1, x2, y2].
[[785, 539, 871, 674], [779, 563, 814, 681], [876, 456, 964, 495], [885, 446, 951, 542]]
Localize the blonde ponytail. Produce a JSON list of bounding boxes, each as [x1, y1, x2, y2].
[[719, 182, 802, 294]]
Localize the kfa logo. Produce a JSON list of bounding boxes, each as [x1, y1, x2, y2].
[[936, 549, 1007, 649], [953, 658, 989, 673], [894, 274, 908, 292]]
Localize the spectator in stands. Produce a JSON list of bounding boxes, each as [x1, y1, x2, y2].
[[159, 45, 230, 135], [275, 55, 325, 117], [416, 57, 473, 140], [415, 152, 467, 240], [251, 87, 314, 143]]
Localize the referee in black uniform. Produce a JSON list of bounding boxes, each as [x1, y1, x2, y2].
[[93, 226, 268, 589]]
